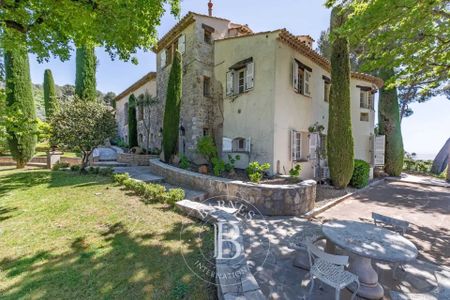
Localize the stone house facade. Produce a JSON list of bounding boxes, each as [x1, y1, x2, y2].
[[115, 11, 385, 179]]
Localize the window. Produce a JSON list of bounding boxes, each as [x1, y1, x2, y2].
[[290, 130, 308, 161], [178, 34, 186, 54], [292, 59, 312, 97], [360, 90, 369, 109], [360, 112, 369, 122], [323, 77, 331, 102], [238, 69, 245, 94], [124, 103, 129, 125], [232, 137, 250, 152], [202, 24, 215, 44], [203, 76, 211, 97], [166, 45, 173, 66], [226, 58, 254, 96], [203, 128, 209, 136]]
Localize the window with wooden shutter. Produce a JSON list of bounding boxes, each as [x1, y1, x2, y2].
[[222, 137, 232, 152], [374, 135, 385, 166], [226, 71, 234, 96], [178, 34, 186, 54], [245, 62, 254, 90], [245, 137, 251, 153], [292, 60, 299, 92], [290, 130, 302, 161], [309, 133, 318, 160], [161, 50, 167, 68], [304, 70, 311, 96]]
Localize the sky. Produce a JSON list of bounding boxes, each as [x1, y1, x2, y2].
[[28, 0, 450, 157]]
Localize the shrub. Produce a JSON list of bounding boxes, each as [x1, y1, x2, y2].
[[225, 154, 240, 172], [43, 69, 59, 118], [87, 166, 101, 174], [164, 188, 185, 207], [350, 159, 370, 188], [112, 173, 130, 184], [179, 155, 190, 169], [52, 161, 70, 171], [98, 167, 113, 177], [70, 165, 81, 172], [143, 183, 167, 203], [246, 161, 271, 183], [196, 136, 217, 163], [289, 164, 302, 177]]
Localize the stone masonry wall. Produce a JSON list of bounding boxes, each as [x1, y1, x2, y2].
[[117, 153, 159, 166], [149, 159, 316, 216]]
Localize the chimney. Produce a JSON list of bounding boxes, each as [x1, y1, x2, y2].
[[297, 35, 315, 49], [208, 0, 213, 16]]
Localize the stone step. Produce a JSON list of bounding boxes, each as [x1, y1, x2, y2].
[[26, 162, 47, 168], [113, 166, 164, 183], [93, 161, 128, 167]]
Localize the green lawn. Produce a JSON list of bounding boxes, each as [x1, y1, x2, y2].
[[0, 167, 215, 299]]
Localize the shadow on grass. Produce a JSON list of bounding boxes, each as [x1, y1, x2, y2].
[[0, 170, 110, 199], [0, 222, 216, 299]]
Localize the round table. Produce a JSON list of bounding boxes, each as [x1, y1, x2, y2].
[[322, 220, 418, 300]]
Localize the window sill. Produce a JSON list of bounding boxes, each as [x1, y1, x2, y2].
[[293, 159, 308, 163], [294, 91, 312, 98]]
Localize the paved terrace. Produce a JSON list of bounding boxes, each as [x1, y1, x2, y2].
[[243, 180, 449, 299]]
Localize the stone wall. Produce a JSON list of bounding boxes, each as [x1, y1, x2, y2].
[[117, 153, 159, 166], [0, 156, 81, 167], [149, 159, 316, 216]]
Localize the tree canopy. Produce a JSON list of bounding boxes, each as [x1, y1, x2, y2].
[[50, 100, 116, 169], [325, 0, 449, 97], [0, 0, 180, 62]]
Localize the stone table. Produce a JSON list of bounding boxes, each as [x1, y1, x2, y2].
[[322, 220, 418, 299]]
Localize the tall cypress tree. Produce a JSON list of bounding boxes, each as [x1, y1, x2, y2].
[[378, 68, 404, 176], [4, 46, 37, 168], [128, 94, 138, 148], [327, 7, 354, 188], [162, 51, 182, 162], [43, 69, 59, 119], [75, 46, 97, 101]]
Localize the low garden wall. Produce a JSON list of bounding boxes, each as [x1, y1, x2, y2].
[[0, 156, 81, 167], [149, 159, 316, 216], [117, 153, 159, 166]]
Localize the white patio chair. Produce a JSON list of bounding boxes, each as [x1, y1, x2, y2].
[[289, 226, 325, 269], [390, 270, 450, 300], [306, 241, 360, 300], [372, 212, 411, 279]]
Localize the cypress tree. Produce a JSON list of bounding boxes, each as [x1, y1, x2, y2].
[[43, 69, 59, 119], [75, 46, 97, 101], [4, 46, 37, 168], [162, 51, 182, 162], [378, 68, 404, 176], [327, 7, 354, 188], [128, 94, 138, 148]]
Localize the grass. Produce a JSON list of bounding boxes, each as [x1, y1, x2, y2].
[[0, 167, 215, 299]]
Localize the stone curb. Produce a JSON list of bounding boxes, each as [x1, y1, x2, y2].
[[302, 179, 386, 219], [176, 200, 266, 300], [385, 176, 450, 188]]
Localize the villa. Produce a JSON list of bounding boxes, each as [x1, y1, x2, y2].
[[115, 11, 386, 179]]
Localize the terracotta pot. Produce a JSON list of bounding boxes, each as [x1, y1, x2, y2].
[[198, 165, 208, 174]]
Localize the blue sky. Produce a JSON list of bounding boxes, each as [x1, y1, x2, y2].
[[28, 0, 450, 156]]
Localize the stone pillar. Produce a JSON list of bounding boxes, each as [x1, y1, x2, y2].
[[47, 151, 62, 169]]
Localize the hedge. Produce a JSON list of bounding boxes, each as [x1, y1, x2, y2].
[[350, 159, 370, 188]]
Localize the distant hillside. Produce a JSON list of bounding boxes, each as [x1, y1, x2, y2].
[[32, 84, 115, 120]]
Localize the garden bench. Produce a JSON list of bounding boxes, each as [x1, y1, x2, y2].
[[390, 270, 450, 300], [372, 212, 409, 236], [372, 212, 411, 279]]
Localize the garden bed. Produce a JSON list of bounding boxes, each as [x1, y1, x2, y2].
[[149, 159, 317, 216]]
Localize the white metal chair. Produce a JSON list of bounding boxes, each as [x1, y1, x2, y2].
[[306, 241, 360, 300], [390, 270, 450, 300], [289, 226, 325, 269], [372, 212, 411, 279]]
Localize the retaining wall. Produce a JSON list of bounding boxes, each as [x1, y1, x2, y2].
[[149, 159, 316, 216]]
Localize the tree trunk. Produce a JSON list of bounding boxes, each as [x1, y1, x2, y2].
[[378, 68, 404, 176]]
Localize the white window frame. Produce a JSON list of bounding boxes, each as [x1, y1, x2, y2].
[[292, 59, 312, 97], [360, 90, 370, 109], [161, 50, 167, 68], [226, 60, 254, 97], [291, 130, 303, 161]]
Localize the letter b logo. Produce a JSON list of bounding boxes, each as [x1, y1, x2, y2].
[[214, 221, 242, 260]]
